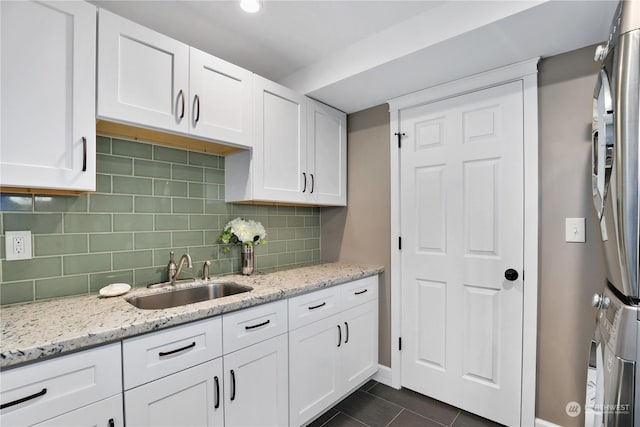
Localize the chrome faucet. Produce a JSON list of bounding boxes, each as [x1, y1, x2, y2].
[[202, 260, 211, 280], [167, 251, 192, 284]]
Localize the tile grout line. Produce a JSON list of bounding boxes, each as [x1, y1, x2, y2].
[[361, 386, 454, 427], [341, 411, 371, 427], [449, 410, 461, 427], [384, 408, 404, 427], [316, 410, 341, 427]]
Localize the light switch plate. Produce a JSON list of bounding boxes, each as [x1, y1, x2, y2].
[[5, 230, 32, 260], [565, 218, 586, 243]]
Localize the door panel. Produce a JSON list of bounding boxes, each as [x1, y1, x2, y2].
[[97, 9, 189, 132], [189, 48, 252, 147], [401, 81, 524, 426]]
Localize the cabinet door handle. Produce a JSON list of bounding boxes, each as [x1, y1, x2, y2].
[[82, 137, 87, 172], [344, 322, 349, 344], [158, 341, 196, 357], [354, 289, 368, 295], [310, 173, 315, 194], [230, 370, 236, 401], [214, 376, 220, 409], [337, 325, 342, 347], [302, 172, 307, 193], [308, 302, 326, 310], [0, 387, 47, 410], [245, 319, 270, 330], [177, 89, 185, 119], [194, 94, 200, 124], [108, 418, 115, 427]]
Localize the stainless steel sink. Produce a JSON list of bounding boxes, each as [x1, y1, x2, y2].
[[127, 282, 253, 310]]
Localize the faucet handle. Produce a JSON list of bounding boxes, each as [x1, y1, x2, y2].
[[202, 260, 211, 280], [169, 251, 175, 262]]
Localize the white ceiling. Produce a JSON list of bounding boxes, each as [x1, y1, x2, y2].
[[91, 0, 617, 113]]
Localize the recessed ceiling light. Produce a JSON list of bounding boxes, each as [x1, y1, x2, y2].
[[240, 0, 261, 13]]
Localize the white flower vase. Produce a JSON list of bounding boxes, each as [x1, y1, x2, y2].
[[241, 245, 254, 275]]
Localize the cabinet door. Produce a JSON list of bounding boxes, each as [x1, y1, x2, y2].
[[97, 9, 189, 133], [289, 314, 342, 427], [307, 98, 347, 206], [33, 395, 123, 427], [125, 358, 224, 427], [253, 75, 307, 203], [341, 300, 379, 392], [224, 333, 288, 427], [0, 0, 96, 191], [189, 48, 252, 148]]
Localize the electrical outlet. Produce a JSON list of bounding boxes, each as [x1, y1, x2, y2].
[[5, 231, 32, 260]]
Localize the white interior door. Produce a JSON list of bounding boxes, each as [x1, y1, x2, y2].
[[400, 81, 524, 426]]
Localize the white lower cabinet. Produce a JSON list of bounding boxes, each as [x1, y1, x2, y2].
[[125, 358, 224, 427], [289, 277, 379, 426], [0, 343, 123, 427], [223, 334, 289, 427]]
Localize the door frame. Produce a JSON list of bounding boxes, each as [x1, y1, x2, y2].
[[387, 58, 539, 427]]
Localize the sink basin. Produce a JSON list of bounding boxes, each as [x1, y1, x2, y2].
[[127, 282, 253, 310]]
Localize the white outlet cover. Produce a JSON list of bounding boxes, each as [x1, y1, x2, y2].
[[565, 218, 586, 243], [5, 231, 32, 260]]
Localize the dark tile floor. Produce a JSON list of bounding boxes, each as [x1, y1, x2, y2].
[[307, 380, 504, 427]]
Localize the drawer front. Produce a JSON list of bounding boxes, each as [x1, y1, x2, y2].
[[0, 343, 122, 427], [34, 394, 123, 427], [341, 276, 378, 311], [123, 316, 222, 390], [223, 300, 287, 354], [288, 286, 340, 330]]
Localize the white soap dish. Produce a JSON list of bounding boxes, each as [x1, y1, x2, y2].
[[99, 283, 131, 297]]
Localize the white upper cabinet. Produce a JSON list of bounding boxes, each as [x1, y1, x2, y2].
[[225, 78, 347, 206], [0, 0, 96, 191], [253, 75, 308, 203], [189, 47, 253, 147], [307, 98, 347, 205], [97, 10, 252, 149], [97, 9, 189, 134]]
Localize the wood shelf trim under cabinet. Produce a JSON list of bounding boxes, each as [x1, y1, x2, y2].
[[96, 120, 245, 156]]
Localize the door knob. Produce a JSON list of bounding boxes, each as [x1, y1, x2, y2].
[[504, 269, 519, 281]]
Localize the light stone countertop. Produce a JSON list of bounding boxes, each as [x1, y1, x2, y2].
[[0, 262, 383, 369]]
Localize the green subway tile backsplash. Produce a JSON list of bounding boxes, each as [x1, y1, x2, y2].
[[0, 136, 321, 305]]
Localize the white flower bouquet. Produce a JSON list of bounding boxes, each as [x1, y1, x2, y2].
[[219, 217, 267, 247]]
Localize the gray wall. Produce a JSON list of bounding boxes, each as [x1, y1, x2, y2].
[[321, 104, 392, 367], [321, 45, 607, 424], [537, 44, 605, 426]]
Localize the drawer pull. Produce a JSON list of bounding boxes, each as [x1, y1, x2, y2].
[[337, 324, 342, 347], [0, 387, 47, 410], [344, 322, 349, 344], [82, 137, 87, 172], [158, 341, 196, 357], [214, 376, 220, 409], [230, 370, 236, 401], [308, 302, 326, 310], [108, 418, 115, 427], [354, 289, 368, 295], [245, 319, 270, 330], [194, 94, 201, 124], [177, 89, 185, 119]]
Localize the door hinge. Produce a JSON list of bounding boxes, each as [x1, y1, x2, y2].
[[394, 132, 405, 148], [398, 237, 402, 250], [399, 337, 402, 351]]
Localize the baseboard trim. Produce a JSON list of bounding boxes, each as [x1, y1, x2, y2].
[[535, 418, 562, 427], [373, 364, 395, 388]]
